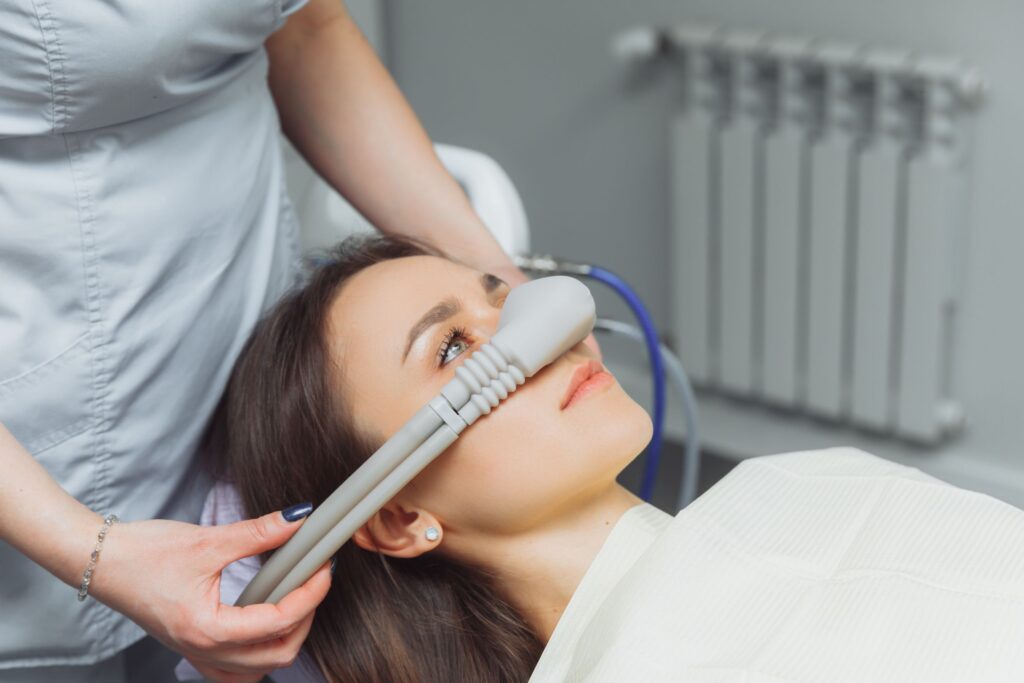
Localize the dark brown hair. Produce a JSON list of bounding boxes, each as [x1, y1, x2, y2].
[[205, 233, 544, 682]]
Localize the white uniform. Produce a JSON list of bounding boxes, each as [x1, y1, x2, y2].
[[0, 0, 308, 671]]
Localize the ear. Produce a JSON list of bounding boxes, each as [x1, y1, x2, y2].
[[352, 502, 443, 558]]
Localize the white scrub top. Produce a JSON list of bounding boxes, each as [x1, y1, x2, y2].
[[0, 0, 309, 668]]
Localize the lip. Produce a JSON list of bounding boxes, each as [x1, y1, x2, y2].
[[560, 359, 605, 410]]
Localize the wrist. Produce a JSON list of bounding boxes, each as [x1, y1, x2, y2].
[[61, 508, 108, 590], [14, 499, 105, 589], [82, 516, 133, 606], [76, 514, 120, 602]]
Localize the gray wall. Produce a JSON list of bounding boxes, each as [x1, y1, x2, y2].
[[384, 0, 1024, 499]]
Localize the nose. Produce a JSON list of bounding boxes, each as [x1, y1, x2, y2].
[[566, 340, 598, 361], [554, 346, 597, 380]]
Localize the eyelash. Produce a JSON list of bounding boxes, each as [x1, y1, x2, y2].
[[433, 288, 508, 368], [436, 325, 472, 368]]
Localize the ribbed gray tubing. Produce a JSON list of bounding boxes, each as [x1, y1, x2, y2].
[[236, 404, 444, 605]]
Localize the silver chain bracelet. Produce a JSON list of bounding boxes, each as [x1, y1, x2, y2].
[[77, 514, 119, 602]]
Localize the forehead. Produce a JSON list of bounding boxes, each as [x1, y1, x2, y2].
[[334, 254, 473, 315], [326, 255, 476, 345]]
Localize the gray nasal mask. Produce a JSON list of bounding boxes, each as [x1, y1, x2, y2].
[[237, 275, 596, 606]]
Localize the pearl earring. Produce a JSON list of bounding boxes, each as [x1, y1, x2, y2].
[[424, 526, 440, 542]]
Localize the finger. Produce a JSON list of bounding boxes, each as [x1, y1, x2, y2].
[[215, 611, 316, 672], [211, 560, 332, 647], [211, 503, 314, 565]]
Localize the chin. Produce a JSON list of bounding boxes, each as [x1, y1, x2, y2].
[[586, 398, 654, 464], [627, 406, 655, 454]]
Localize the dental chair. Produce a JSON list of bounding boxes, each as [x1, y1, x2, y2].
[[282, 141, 532, 256]]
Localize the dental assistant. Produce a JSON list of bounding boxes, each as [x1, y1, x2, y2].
[[0, 1, 541, 681]]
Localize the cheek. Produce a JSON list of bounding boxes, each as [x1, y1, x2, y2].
[[412, 380, 653, 534]]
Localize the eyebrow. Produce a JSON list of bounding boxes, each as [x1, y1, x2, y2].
[[402, 273, 509, 365]]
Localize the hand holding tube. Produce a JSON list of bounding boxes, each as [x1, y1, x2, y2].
[[87, 507, 331, 683], [0, 425, 324, 681]]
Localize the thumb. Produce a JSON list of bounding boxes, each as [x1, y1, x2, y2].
[[213, 502, 314, 565]]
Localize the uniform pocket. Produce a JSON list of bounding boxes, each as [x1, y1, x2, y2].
[[0, 332, 93, 455]]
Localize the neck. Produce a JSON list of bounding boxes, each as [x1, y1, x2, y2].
[[470, 483, 644, 642]]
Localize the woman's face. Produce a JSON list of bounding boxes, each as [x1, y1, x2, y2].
[[325, 255, 652, 542]]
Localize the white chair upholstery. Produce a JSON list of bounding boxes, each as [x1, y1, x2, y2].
[[282, 140, 530, 257]]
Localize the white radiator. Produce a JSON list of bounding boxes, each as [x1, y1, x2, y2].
[[661, 25, 983, 445]]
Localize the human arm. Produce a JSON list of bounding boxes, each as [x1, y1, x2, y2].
[[265, 0, 514, 277], [0, 423, 331, 683], [265, 0, 600, 356]]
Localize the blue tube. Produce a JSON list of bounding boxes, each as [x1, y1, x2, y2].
[[583, 266, 666, 502]]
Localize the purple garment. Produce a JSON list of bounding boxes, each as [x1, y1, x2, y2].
[[174, 481, 327, 683]]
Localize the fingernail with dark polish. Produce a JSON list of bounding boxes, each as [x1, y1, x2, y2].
[[329, 557, 337, 576], [282, 502, 313, 522]]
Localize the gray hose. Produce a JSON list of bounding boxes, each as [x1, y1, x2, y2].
[[263, 424, 461, 603], [236, 403, 445, 605], [593, 318, 702, 509]]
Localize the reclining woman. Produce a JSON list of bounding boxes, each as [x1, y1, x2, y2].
[[198, 233, 1024, 683]]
